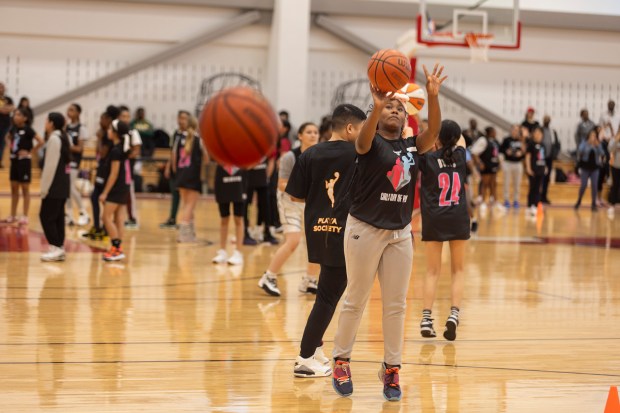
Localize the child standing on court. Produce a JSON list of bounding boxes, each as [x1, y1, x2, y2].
[[525, 126, 547, 216], [65, 103, 90, 227], [419, 120, 470, 342], [212, 164, 247, 265], [3, 108, 43, 225], [99, 120, 131, 261]]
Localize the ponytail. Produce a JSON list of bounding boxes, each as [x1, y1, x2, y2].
[[111, 119, 131, 154], [48, 112, 71, 163], [184, 116, 199, 154], [438, 119, 462, 164]]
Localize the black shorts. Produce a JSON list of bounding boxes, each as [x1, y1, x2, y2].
[[421, 212, 470, 242], [176, 174, 202, 192], [218, 202, 244, 218], [10, 158, 32, 183], [106, 190, 129, 205]]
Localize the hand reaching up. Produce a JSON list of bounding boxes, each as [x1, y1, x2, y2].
[[423, 64, 448, 97]]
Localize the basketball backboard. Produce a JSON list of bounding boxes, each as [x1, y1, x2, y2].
[[417, 0, 520, 50]]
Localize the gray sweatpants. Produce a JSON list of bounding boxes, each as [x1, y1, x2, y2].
[[503, 160, 523, 202], [332, 214, 413, 366]]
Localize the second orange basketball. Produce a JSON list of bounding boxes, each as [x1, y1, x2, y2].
[[367, 49, 412, 93]]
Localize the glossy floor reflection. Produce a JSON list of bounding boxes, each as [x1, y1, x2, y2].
[[0, 197, 619, 412]]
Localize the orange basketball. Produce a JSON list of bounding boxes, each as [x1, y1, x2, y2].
[[367, 49, 412, 92], [200, 86, 279, 169]]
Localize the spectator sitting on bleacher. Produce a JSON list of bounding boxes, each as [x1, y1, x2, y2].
[[131, 107, 154, 158]]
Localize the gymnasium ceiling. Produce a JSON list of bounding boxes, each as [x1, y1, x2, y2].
[[88, 0, 620, 32]]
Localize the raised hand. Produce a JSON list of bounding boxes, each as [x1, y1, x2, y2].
[[369, 84, 395, 110], [423, 64, 448, 97]]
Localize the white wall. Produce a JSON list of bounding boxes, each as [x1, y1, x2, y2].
[[1, 0, 619, 151]]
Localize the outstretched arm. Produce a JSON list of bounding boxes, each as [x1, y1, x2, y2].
[[417, 64, 448, 154], [356, 86, 394, 155]]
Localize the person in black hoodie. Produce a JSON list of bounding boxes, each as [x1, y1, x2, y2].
[[100, 120, 131, 261], [40, 112, 71, 262]]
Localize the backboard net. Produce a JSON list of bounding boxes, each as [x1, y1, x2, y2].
[[417, 0, 520, 56]]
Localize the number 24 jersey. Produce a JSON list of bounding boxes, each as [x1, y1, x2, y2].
[[419, 146, 470, 242]]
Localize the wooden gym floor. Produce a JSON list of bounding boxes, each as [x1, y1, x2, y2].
[[0, 188, 619, 412]]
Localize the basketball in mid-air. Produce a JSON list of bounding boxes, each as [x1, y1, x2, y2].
[[200, 86, 279, 168], [367, 49, 412, 92], [400, 83, 426, 115]]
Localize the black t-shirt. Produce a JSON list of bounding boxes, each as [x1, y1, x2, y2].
[[66, 123, 84, 168], [248, 158, 268, 188], [106, 144, 129, 194], [95, 131, 114, 184], [0, 95, 13, 130], [527, 141, 546, 176], [9, 125, 35, 158], [215, 165, 247, 204], [480, 138, 500, 173], [349, 134, 419, 230], [521, 120, 540, 134], [419, 147, 470, 241], [286, 140, 357, 267], [500, 136, 525, 162], [175, 135, 203, 189]]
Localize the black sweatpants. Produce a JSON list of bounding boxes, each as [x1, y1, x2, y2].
[[91, 184, 103, 230], [299, 264, 348, 359], [40, 198, 66, 248], [528, 174, 544, 207], [541, 157, 553, 202], [609, 167, 620, 206], [244, 185, 270, 238]]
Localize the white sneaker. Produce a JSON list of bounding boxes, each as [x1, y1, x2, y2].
[[479, 202, 488, 215], [212, 249, 228, 264], [293, 355, 332, 378], [258, 273, 281, 297], [608, 207, 615, 218], [18, 216, 29, 226], [41, 246, 66, 262], [77, 212, 90, 226], [227, 250, 243, 266], [313, 346, 330, 366], [298, 276, 318, 294]]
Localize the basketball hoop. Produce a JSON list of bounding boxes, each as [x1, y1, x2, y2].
[[465, 33, 494, 63]]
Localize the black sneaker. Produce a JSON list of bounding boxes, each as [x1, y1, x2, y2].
[[420, 317, 436, 338], [471, 221, 478, 233], [332, 360, 353, 397], [258, 273, 281, 296], [378, 362, 401, 402], [243, 235, 258, 246], [125, 219, 139, 229], [159, 218, 177, 229], [263, 235, 280, 245], [443, 314, 459, 341], [81, 227, 97, 239]]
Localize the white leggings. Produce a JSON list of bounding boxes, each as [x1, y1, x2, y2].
[[67, 168, 85, 215]]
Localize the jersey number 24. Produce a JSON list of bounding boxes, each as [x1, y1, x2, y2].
[[438, 172, 461, 207]]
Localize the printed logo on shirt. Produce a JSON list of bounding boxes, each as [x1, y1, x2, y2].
[[313, 217, 343, 234], [178, 148, 191, 168], [325, 172, 340, 208], [386, 152, 415, 192]]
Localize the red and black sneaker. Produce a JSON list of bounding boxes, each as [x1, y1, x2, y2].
[[332, 360, 353, 397]]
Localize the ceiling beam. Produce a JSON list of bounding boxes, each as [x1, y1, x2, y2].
[[32, 10, 262, 115]]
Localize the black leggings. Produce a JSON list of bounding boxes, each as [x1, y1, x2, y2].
[[244, 185, 270, 237], [91, 184, 103, 230], [609, 167, 620, 206], [528, 174, 544, 207], [40, 198, 66, 248], [299, 264, 348, 359]]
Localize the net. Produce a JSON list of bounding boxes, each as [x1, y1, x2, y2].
[[465, 33, 494, 63], [194, 73, 261, 116]]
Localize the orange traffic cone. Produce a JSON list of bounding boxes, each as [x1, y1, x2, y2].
[[605, 386, 620, 413]]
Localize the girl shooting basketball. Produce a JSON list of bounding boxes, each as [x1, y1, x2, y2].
[[331, 64, 447, 402], [419, 120, 469, 342]]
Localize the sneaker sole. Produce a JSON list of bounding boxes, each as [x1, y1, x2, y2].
[[41, 256, 66, 262], [258, 282, 281, 297], [443, 321, 457, 341], [420, 330, 436, 338], [103, 255, 126, 262], [332, 378, 353, 397], [293, 368, 332, 378]]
